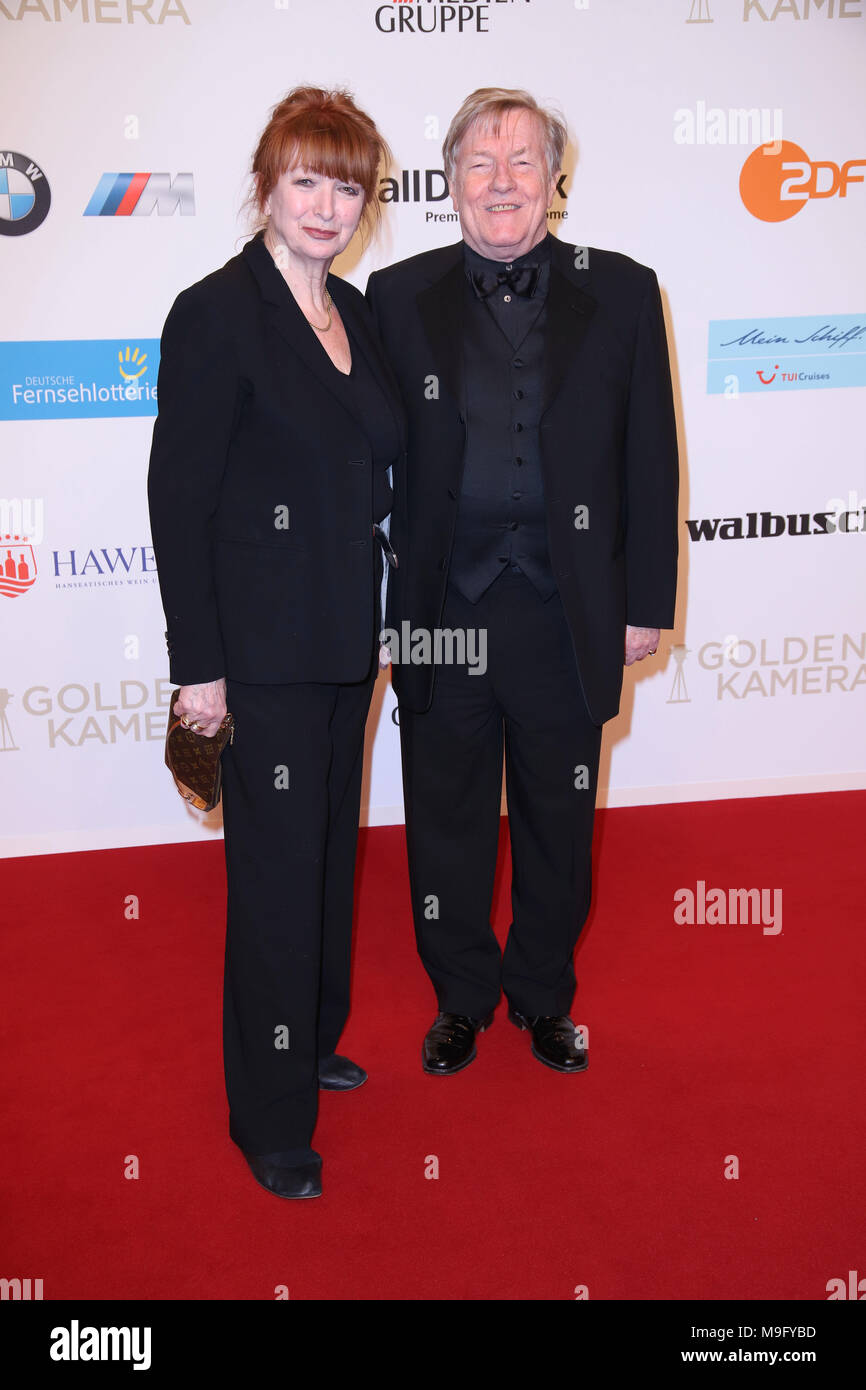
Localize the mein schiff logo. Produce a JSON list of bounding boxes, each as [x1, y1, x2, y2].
[[707, 315, 866, 393], [374, 1, 532, 36]]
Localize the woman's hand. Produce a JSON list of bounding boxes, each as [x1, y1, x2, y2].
[[174, 679, 227, 737]]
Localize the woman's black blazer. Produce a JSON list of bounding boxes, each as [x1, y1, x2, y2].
[[147, 230, 406, 688]]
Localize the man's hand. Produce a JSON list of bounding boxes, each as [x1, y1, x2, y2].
[[624, 626, 660, 666], [174, 678, 227, 737]]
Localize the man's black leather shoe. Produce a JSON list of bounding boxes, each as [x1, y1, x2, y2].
[[422, 1011, 494, 1075], [508, 1007, 588, 1073], [318, 1054, 367, 1091], [243, 1149, 323, 1199]]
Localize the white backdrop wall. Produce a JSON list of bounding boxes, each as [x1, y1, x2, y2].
[[1, 0, 864, 857]]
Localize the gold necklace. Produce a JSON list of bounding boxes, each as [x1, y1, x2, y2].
[[263, 234, 334, 332], [306, 292, 333, 334]]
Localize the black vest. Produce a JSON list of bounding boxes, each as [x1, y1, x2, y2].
[[448, 257, 556, 604]]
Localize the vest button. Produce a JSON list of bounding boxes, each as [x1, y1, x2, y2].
[[513, 422, 523, 432], [512, 358, 524, 368], [513, 389, 524, 399], [509, 522, 519, 531]]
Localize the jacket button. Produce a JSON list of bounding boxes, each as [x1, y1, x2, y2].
[[438, 558, 446, 571], [447, 487, 457, 500]]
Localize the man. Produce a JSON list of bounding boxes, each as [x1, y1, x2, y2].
[[367, 88, 678, 1076]]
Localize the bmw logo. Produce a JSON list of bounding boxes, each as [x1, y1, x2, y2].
[[0, 152, 51, 236]]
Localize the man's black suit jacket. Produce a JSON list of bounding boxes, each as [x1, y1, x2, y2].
[[366, 236, 679, 726], [147, 230, 406, 688]]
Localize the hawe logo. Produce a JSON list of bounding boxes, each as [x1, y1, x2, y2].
[[740, 140, 866, 221], [0, 152, 50, 236], [0, 537, 37, 598], [84, 172, 194, 217], [53, 544, 157, 590]]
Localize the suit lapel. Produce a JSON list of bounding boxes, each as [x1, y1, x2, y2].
[[242, 234, 338, 397], [415, 247, 467, 413], [541, 240, 597, 416]]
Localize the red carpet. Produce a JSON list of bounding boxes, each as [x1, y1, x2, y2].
[[1, 792, 863, 1301]]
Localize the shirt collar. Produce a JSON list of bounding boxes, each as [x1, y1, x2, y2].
[[462, 231, 552, 277]]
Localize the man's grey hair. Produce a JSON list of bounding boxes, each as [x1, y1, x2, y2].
[[442, 88, 568, 185]]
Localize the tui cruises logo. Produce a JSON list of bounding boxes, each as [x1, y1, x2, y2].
[[373, 0, 533, 36]]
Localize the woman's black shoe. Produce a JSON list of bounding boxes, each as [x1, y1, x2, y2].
[[318, 1054, 367, 1090]]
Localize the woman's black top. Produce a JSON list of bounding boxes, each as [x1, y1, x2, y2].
[[319, 321, 399, 524]]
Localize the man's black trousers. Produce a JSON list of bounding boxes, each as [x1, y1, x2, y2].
[[399, 568, 603, 1020]]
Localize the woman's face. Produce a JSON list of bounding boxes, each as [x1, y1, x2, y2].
[[265, 165, 365, 265]]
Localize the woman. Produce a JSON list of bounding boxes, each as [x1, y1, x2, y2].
[[147, 88, 404, 1199]]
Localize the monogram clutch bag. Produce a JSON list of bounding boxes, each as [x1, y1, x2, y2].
[[164, 690, 235, 812]]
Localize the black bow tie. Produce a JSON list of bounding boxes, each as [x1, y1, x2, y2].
[[470, 264, 540, 300]]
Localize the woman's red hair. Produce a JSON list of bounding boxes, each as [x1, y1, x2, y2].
[[249, 86, 389, 235]]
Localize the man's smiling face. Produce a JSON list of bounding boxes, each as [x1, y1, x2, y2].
[[449, 107, 557, 262]]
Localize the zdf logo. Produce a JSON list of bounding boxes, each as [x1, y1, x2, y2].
[[740, 140, 866, 222]]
